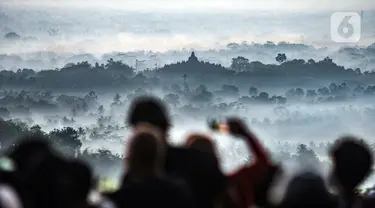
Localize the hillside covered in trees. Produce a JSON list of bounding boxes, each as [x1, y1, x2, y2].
[[0, 52, 374, 91]]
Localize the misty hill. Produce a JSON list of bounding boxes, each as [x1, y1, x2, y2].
[[152, 53, 374, 89], [0, 52, 374, 91], [3, 32, 21, 41], [1, 41, 375, 73]]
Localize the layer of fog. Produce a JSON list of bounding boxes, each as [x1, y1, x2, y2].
[[21, 90, 375, 189], [1, 7, 375, 71]]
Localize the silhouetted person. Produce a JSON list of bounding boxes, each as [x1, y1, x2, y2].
[[277, 171, 335, 208], [253, 169, 334, 208], [329, 136, 375, 208], [7, 137, 94, 206], [184, 118, 275, 208], [110, 132, 194, 208], [7, 137, 53, 180], [64, 160, 94, 208], [9, 139, 87, 208], [185, 134, 239, 208], [3, 137, 54, 208], [253, 164, 282, 208], [26, 155, 91, 208], [185, 134, 218, 157], [27, 153, 69, 208], [126, 96, 227, 208]]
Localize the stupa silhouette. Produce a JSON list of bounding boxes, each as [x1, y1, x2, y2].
[[188, 51, 198, 62]]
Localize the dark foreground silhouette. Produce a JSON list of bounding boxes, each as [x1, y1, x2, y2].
[[0, 96, 375, 208]]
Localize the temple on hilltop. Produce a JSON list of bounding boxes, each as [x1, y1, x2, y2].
[[188, 51, 199, 62]]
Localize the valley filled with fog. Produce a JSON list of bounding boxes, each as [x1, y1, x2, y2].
[[1, 5, 375, 191], [2, 52, 375, 187]]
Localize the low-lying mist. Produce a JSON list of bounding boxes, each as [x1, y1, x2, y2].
[[2, 82, 375, 189]]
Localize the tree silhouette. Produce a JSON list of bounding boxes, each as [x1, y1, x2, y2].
[[88, 91, 97, 98], [307, 59, 316, 64], [219, 84, 240, 97], [329, 83, 338, 93], [276, 53, 287, 63], [296, 144, 319, 166], [231, 56, 249, 71], [306, 89, 317, 98], [318, 87, 330, 96], [191, 85, 213, 106], [97, 105, 105, 115], [49, 127, 82, 156], [29, 125, 45, 137], [354, 85, 365, 94], [322, 57, 333, 64], [258, 92, 269, 101], [113, 93, 121, 104], [271, 95, 287, 104], [295, 88, 305, 97]]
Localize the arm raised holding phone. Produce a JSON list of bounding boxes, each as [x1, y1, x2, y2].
[[224, 118, 272, 208]]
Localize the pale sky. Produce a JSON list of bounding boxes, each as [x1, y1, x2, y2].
[[2, 0, 375, 12], [1, 0, 374, 53]]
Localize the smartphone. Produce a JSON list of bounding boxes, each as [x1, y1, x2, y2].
[[208, 118, 229, 133]]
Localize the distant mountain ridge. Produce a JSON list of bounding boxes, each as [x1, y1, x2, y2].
[[1, 41, 374, 72]]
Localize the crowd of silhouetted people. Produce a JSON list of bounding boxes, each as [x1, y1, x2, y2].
[[0, 96, 375, 208]]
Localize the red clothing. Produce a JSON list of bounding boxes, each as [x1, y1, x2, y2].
[[227, 134, 271, 208]]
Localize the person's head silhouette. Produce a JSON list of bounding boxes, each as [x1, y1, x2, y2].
[[280, 171, 333, 208], [329, 136, 373, 195], [127, 96, 170, 142], [8, 137, 53, 178], [185, 134, 217, 157]]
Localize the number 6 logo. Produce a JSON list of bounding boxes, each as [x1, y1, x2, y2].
[[337, 16, 354, 39], [331, 12, 361, 43]]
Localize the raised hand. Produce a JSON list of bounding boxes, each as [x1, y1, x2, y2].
[[227, 117, 250, 138]]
